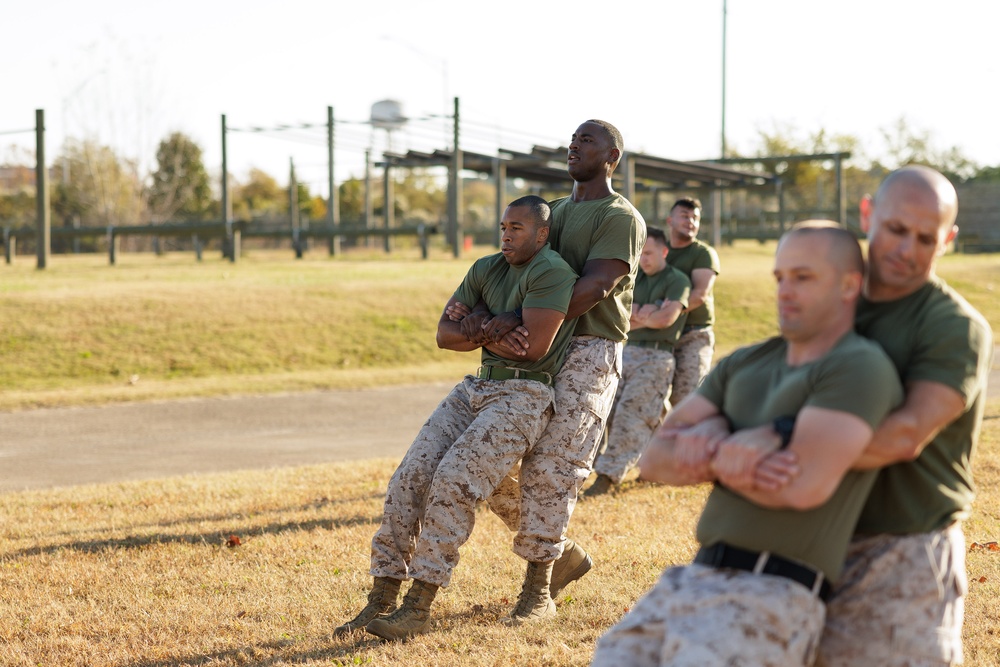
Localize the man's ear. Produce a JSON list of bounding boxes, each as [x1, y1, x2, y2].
[[859, 195, 873, 234], [537, 225, 550, 244]]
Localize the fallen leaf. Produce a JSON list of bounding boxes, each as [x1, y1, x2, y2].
[[978, 576, 987, 583], [236, 610, 247, 619], [227, 534, 242, 548]]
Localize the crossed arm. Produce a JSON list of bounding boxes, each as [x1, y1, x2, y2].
[[638, 395, 875, 510], [437, 296, 567, 363], [631, 298, 685, 330], [445, 258, 630, 354]]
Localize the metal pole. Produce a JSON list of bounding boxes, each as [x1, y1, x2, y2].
[[493, 156, 505, 249], [35, 109, 50, 270], [221, 114, 234, 261], [291, 158, 302, 258], [383, 160, 393, 253], [835, 155, 846, 228], [327, 105, 340, 256], [364, 150, 373, 248], [449, 96, 462, 257]]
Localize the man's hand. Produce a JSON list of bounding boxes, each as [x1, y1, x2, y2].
[[751, 450, 801, 491], [482, 312, 530, 356], [445, 301, 491, 344], [445, 301, 472, 322], [710, 424, 783, 490], [670, 416, 729, 479]]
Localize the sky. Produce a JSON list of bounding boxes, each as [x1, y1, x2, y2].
[[3, 0, 999, 198]]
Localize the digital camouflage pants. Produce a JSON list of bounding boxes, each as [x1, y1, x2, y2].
[[486, 336, 621, 562], [817, 524, 966, 667], [594, 345, 676, 484], [369, 376, 553, 588], [590, 563, 825, 667], [668, 326, 714, 406]]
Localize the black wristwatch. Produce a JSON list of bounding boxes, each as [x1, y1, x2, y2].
[[773, 415, 796, 450], [514, 307, 523, 320]]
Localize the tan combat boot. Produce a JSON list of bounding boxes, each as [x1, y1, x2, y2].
[[365, 579, 439, 641], [333, 576, 401, 636], [582, 473, 614, 498], [501, 560, 556, 626], [550, 538, 593, 598]]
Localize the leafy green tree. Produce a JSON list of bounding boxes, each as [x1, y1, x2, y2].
[[147, 132, 214, 222], [232, 168, 285, 220]]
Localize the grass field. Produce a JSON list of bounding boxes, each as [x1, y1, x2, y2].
[[1, 242, 998, 665]]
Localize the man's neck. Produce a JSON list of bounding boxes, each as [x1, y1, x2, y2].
[[570, 178, 614, 202], [785, 320, 853, 367], [669, 233, 694, 248], [863, 276, 930, 303]]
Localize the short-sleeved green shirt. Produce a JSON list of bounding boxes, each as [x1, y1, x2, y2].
[[694, 333, 903, 581], [627, 264, 691, 349], [666, 239, 720, 327], [854, 276, 994, 534], [453, 244, 578, 378], [547, 194, 646, 341]]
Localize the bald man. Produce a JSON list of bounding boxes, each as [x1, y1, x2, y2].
[[813, 166, 994, 666], [590, 222, 903, 666]]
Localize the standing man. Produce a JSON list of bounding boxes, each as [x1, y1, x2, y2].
[[333, 196, 578, 641], [814, 165, 994, 665], [452, 119, 646, 623], [585, 226, 690, 497], [590, 222, 903, 666], [664, 197, 721, 405]]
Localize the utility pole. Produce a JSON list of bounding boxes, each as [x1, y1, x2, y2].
[[327, 105, 340, 255], [448, 97, 462, 257], [35, 109, 50, 270]]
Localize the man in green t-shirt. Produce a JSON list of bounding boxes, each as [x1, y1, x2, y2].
[[334, 196, 578, 641], [812, 166, 994, 665], [447, 119, 646, 623], [585, 226, 690, 497], [590, 222, 903, 666], [724, 166, 993, 664], [664, 197, 721, 406]]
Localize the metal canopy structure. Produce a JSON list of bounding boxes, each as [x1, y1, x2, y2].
[[379, 144, 775, 251], [381, 144, 774, 192]]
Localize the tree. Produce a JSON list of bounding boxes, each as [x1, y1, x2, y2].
[[52, 139, 146, 227], [147, 132, 214, 222], [232, 168, 285, 220]]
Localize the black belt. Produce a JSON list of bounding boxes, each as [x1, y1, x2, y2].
[[694, 542, 831, 602], [476, 365, 554, 387]]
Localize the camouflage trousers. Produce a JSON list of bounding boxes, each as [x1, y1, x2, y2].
[[369, 376, 554, 588], [816, 524, 966, 666], [594, 345, 676, 484], [486, 336, 622, 562], [668, 326, 714, 406], [590, 563, 825, 667]]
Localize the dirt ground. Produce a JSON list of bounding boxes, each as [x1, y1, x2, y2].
[[3, 351, 998, 494]]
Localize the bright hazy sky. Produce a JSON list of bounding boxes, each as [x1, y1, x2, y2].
[[4, 0, 998, 196]]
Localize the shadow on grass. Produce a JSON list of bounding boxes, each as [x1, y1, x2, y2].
[[123, 634, 391, 667], [1, 510, 385, 560]]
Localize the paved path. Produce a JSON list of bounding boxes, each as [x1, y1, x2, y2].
[[3, 348, 998, 494], [0, 383, 453, 493]]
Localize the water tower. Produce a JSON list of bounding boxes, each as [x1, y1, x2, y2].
[[370, 99, 406, 152]]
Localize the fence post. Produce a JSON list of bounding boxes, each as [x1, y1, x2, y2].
[[4, 228, 14, 264], [419, 223, 428, 260], [107, 225, 117, 265], [193, 234, 203, 262]]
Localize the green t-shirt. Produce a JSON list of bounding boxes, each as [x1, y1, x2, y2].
[[627, 264, 691, 349], [694, 333, 903, 581], [547, 193, 646, 341], [854, 276, 994, 534], [453, 244, 577, 378], [666, 239, 720, 327]]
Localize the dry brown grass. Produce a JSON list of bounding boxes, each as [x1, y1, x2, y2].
[[2, 398, 998, 666]]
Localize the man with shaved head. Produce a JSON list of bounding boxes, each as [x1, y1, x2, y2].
[[590, 221, 903, 666], [813, 165, 994, 666]]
